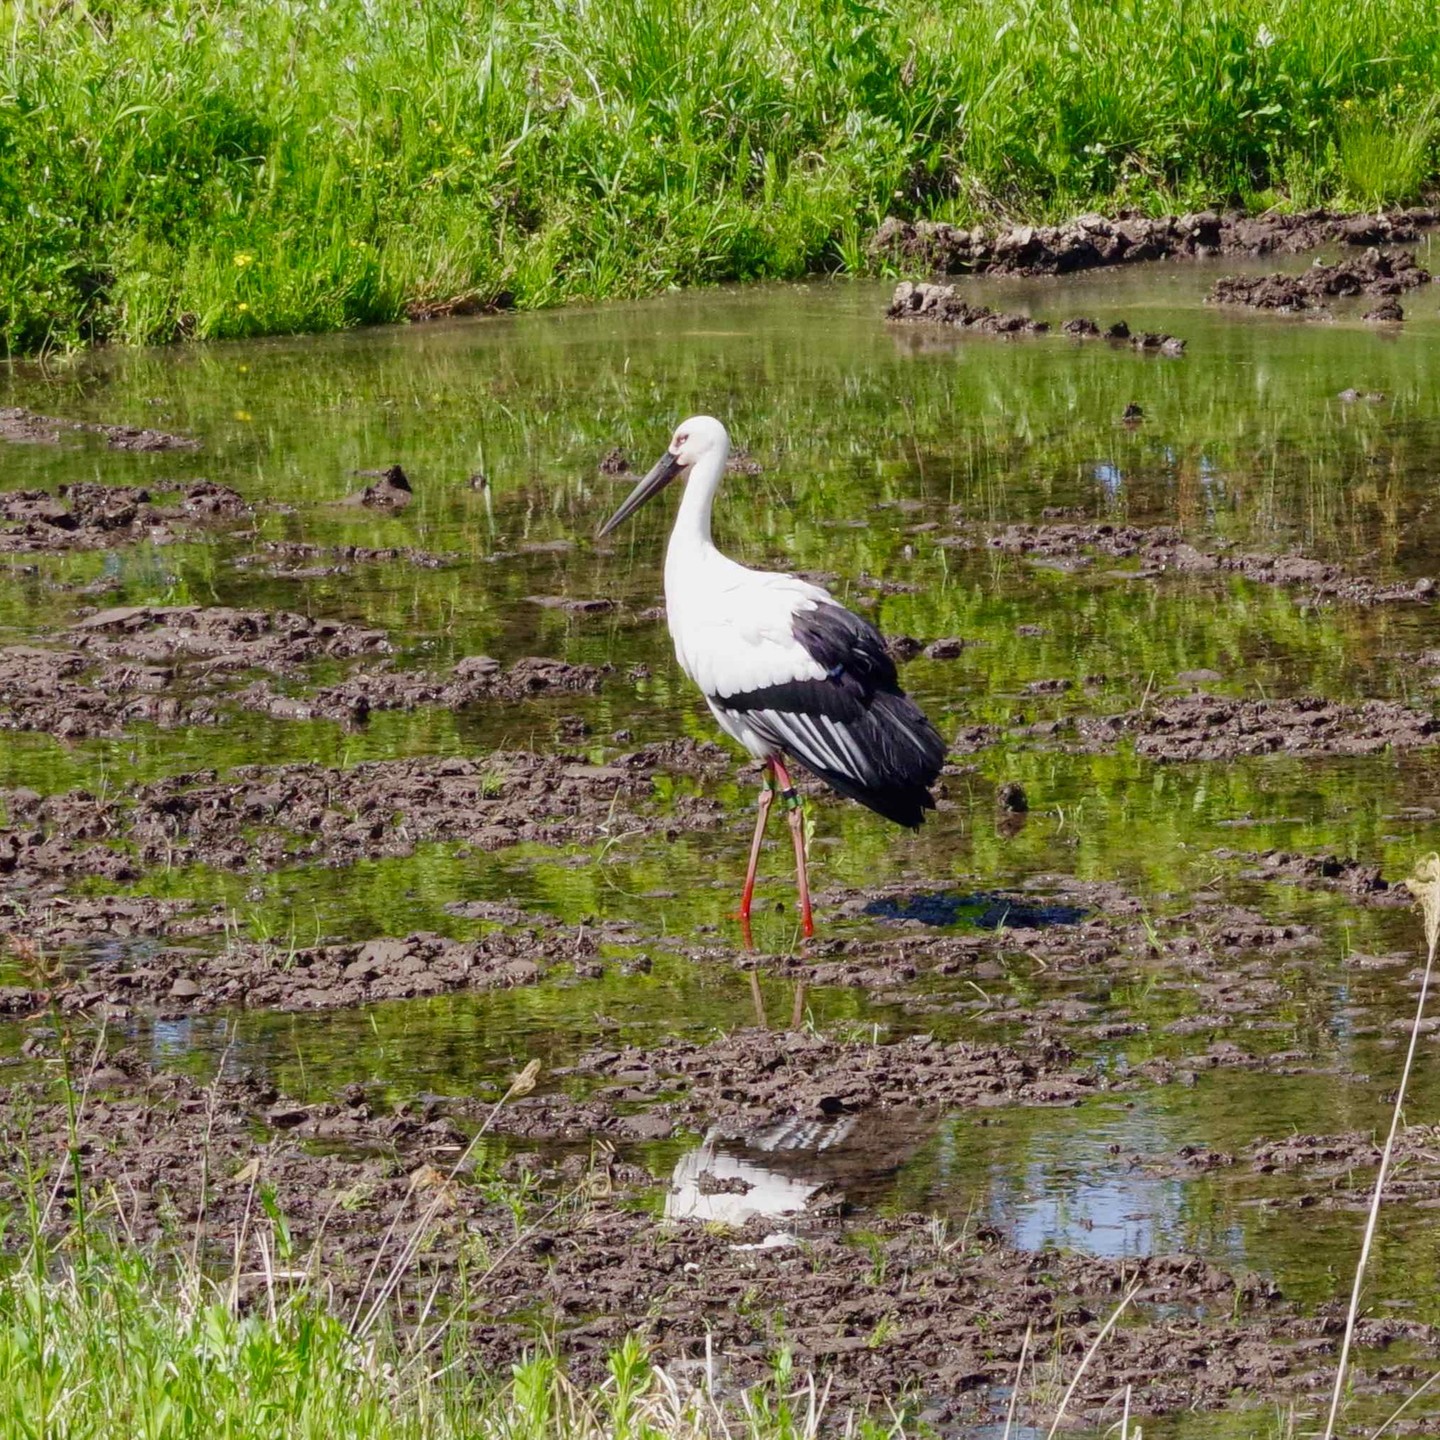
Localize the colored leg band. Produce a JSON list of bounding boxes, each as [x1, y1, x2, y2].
[[779, 786, 801, 811]]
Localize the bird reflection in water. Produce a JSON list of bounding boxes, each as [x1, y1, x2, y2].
[[664, 1110, 933, 1236]]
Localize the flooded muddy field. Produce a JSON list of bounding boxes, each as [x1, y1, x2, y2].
[[6, 251, 1440, 1435]]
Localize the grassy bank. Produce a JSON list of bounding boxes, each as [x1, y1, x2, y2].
[[0, 1070, 882, 1440], [2, 0, 1439, 353], [0, 1228, 854, 1440]]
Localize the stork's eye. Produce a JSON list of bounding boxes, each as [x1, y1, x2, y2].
[[675, 433, 689, 447]]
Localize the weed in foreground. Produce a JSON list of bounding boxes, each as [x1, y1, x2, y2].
[[0, 1044, 904, 1440], [0, 1219, 909, 1440]]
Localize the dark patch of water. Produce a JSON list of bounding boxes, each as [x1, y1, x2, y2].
[[863, 890, 1090, 928]]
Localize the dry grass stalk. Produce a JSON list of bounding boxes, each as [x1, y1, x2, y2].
[[1368, 1364, 1440, 1439], [353, 1058, 541, 1339], [1002, 1322, 1032, 1440], [1045, 1281, 1141, 1440], [1322, 853, 1440, 1440]]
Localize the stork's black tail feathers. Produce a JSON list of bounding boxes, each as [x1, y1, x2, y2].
[[793, 689, 945, 829], [713, 599, 948, 828]]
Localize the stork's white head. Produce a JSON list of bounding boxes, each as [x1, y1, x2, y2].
[[597, 415, 730, 537], [666, 414, 728, 470]]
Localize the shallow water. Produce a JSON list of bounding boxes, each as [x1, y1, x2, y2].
[[7, 257, 1440, 1433]]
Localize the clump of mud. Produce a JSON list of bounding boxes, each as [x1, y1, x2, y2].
[[69, 604, 390, 671], [495, 1028, 1100, 1141], [234, 539, 456, 576], [0, 600, 615, 737], [1364, 299, 1406, 323], [1074, 695, 1440, 762], [0, 406, 199, 451], [0, 644, 224, 738], [525, 595, 616, 614], [1209, 247, 1431, 313], [870, 207, 1436, 277], [988, 522, 1163, 560], [886, 282, 1048, 334], [0, 740, 732, 890], [1129, 330, 1186, 354], [72, 927, 613, 1018], [343, 464, 412, 509], [236, 653, 609, 723], [0, 481, 246, 552], [1218, 848, 1406, 905], [1061, 318, 1186, 354], [3, 1048, 1431, 1429], [984, 521, 1437, 606]]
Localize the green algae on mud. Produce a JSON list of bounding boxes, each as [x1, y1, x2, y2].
[[4, 268, 1440, 1433]]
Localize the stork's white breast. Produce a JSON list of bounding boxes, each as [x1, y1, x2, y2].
[[664, 548, 831, 701]]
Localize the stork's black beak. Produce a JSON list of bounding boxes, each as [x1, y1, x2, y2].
[[597, 451, 683, 537]]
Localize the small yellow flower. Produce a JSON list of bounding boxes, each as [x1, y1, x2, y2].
[[236, 302, 250, 312], [234, 410, 252, 421], [233, 252, 255, 268]]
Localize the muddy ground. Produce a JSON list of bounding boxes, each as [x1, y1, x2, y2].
[[0, 602, 609, 737], [1, 498, 1429, 742], [0, 739, 732, 895], [1067, 694, 1440, 762], [7, 263, 1440, 1435], [0, 481, 246, 553], [886, 283, 1188, 352], [1209, 246, 1432, 316], [870, 205, 1437, 277], [980, 521, 1438, 606], [4, 1040, 1436, 1430], [0, 406, 199, 451]]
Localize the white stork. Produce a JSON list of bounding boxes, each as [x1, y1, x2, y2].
[[598, 415, 946, 939]]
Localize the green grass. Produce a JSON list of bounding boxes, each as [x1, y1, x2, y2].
[[0, 1230, 867, 1439], [1337, 94, 1440, 207], [0, 1045, 901, 1440], [2, 0, 1439, 354]]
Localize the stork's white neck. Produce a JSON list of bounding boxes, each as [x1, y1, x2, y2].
[[667, 433, 729, 561]]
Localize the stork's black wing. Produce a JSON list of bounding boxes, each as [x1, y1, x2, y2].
[[712, 602, 947, 828]]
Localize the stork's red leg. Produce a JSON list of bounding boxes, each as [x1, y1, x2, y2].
[[738, 759, 775, 925], [771, 757, 815, 940]]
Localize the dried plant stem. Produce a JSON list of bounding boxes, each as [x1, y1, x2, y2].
[[1368, 1365, 1440, 1440], [1323, 854, 1440, 1440], [354, 1059, 540, 1339], [1002, 1323, 1032, 1440], [1045, 1282, 1141, 1440]]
